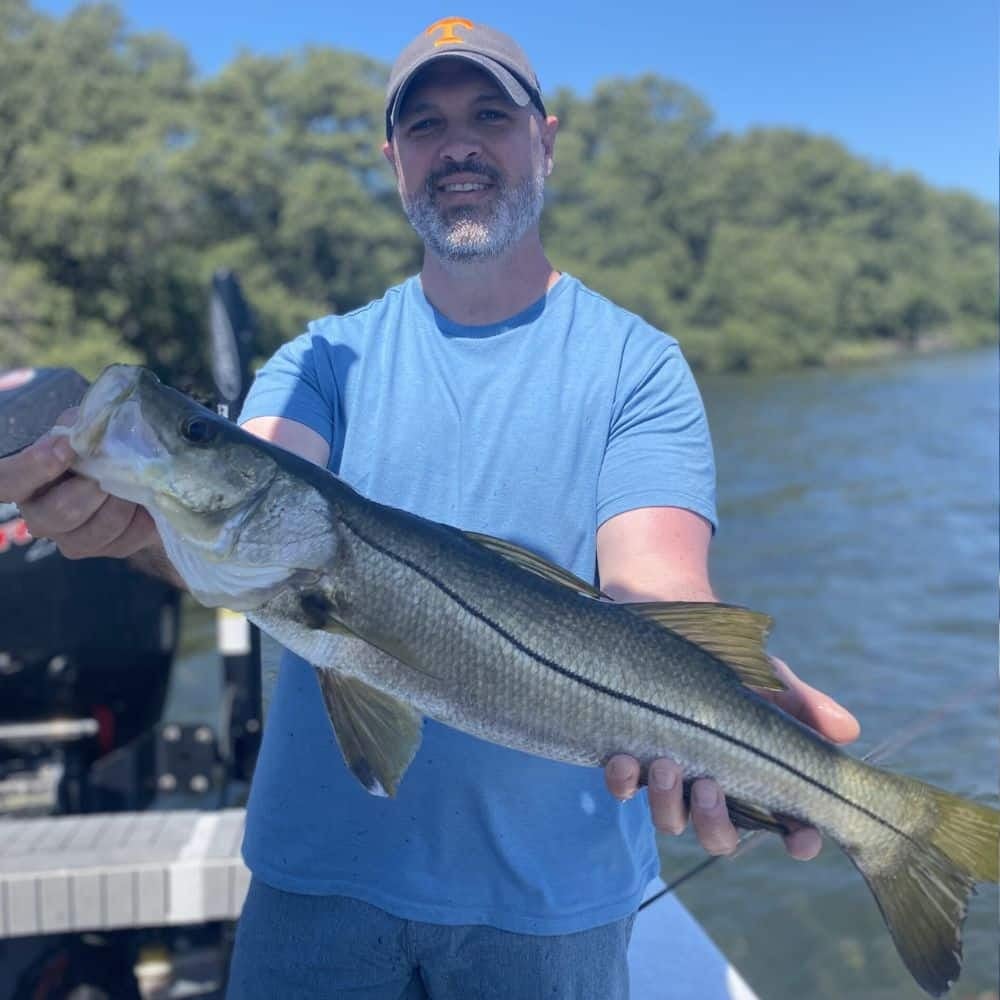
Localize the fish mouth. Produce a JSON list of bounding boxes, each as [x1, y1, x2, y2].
[[69, 365, 145, 457], [103, 397, 163, 465], [67, 366, 170, 501]]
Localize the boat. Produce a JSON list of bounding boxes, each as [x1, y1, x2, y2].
[[0, 275, 759, 999]]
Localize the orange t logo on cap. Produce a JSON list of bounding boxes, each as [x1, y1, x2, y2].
[[426, 17, 474, 46]]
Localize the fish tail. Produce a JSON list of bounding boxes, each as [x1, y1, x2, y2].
[[848, 779, 999, 997], [925, 785, 999, 882]]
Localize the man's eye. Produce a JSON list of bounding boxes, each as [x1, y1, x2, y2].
[[408, 118, 438, 134], [478, 109, 508, 122]]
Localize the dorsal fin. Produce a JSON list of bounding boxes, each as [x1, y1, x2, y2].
[[462, 530, 610, 599], [626, 602, 785, 691]]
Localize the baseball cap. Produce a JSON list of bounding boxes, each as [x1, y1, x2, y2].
[[385, 17, 546, 138]]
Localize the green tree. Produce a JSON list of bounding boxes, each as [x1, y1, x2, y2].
[[1, 1, 996, 381], [544, 76, 714, 328], [176, 48, 419, 363], [0, 0, 200, 379]]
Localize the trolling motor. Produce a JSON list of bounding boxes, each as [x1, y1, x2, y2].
[[209, 269, 263, 785]]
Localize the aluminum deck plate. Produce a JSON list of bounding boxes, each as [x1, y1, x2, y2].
[[0, 809, 249, 938]]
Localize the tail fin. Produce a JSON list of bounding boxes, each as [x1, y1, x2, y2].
[[851, 784, 999, 997], [925, 786, 999, 883]]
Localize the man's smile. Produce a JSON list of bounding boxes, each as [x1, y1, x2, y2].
[[434, 172, 498, 200]]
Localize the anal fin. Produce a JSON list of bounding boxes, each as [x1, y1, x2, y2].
[[680, 781, 793, 836]]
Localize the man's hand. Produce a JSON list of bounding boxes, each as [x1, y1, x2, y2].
[[604, 656, 860, 860], [0, 409, 158, 560]]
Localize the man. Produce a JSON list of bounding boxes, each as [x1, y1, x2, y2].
[[0, 19, 859, 999]]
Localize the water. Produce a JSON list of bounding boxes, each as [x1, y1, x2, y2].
[[168, 348, 999, 1000], [664, 348, 999, 1000]]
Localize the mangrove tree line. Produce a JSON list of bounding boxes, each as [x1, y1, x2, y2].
[[1, 0, 995, 385]]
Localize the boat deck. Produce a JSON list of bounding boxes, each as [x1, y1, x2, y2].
[[0, 808, 759, 999], [0, 809, 249, 937]]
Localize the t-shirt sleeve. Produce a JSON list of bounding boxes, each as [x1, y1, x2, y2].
[[237, 324, 339, 447], [597, 338, 717, 532]]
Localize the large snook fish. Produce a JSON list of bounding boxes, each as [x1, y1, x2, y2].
[[54, 365, 998, 997]]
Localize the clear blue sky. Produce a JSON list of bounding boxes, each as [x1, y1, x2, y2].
[[35, 0, 999, 204]]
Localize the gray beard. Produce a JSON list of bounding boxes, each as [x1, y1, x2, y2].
[[403, 166, 545, 263]]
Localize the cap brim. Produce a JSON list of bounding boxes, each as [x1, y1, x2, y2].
[[386, 52, 533, 138]]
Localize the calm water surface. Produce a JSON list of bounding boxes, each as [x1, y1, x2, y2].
[[667, 347, 999, 1000], [170, 348, 999, 1000]]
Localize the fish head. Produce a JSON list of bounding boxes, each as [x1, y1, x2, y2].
[[66, 365, 277, 536], [58, 365, 308, 607]]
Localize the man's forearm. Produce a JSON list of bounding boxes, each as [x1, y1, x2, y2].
[[602, 579, 718, 604], [128, 541, 188, 591]]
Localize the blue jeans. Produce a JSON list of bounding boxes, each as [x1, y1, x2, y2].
[[226, 879, 636, 999]]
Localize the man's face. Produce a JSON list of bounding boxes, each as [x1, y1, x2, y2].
[[383, 60, 557, 262]]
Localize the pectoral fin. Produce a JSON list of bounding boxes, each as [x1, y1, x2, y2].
[[312, 668, 423, 798], [626, 602, 785, 691]]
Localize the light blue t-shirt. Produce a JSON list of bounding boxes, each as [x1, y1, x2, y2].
[[238, 274, 717, 934]]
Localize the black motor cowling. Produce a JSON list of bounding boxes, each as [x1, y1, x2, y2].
[[0, 369, 180, 755]]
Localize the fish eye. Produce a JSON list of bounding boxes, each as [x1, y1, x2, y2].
[[180, 415, 218, 445]]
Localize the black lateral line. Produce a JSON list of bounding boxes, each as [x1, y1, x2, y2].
[[344, 519, 911, 843]]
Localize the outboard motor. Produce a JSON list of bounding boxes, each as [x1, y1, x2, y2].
[[0, 368, 180, 810]]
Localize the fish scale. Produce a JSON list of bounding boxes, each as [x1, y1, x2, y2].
[[295, 488, 935, 849]]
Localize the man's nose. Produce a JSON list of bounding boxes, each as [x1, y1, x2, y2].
[[440, 130, 482, 164]]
